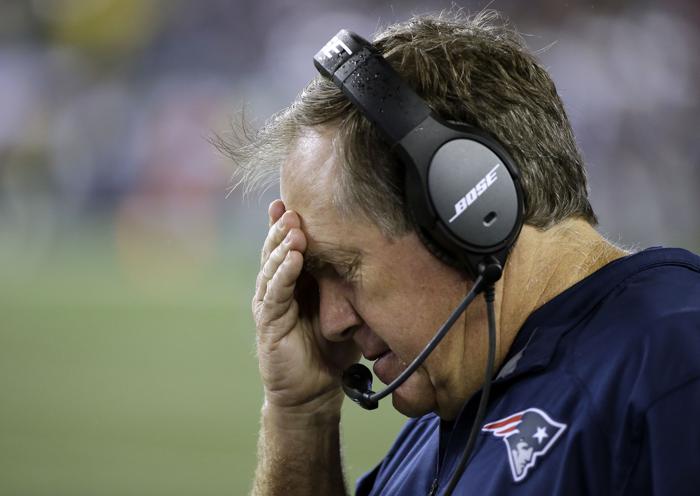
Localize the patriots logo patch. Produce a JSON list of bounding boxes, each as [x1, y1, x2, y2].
[[482, 408, 567, 483]]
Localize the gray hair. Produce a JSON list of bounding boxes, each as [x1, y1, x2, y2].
[[218, 9, 597, 236]]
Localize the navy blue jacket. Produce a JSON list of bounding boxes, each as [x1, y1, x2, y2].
[[357, 248, 700, 495]]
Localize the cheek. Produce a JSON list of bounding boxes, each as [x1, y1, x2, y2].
[[353, 286, 436, 358], [352, 259, 465, 358]]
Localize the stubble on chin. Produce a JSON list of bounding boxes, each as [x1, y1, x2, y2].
[[389, 368, 438, 418]]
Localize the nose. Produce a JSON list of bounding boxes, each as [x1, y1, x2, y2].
[[317, 277, 361, 342]]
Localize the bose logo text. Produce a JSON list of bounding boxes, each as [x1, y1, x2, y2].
[[320, 36, 353, 60], [448, 164, 500, 223]]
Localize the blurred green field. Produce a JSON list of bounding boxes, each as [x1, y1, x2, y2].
[[0, 226, 403, 495]]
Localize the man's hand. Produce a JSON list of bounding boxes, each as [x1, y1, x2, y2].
[[253, 199, 356, 415]]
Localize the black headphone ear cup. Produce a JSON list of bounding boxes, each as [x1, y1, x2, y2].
[[427, 138, 520, 251]]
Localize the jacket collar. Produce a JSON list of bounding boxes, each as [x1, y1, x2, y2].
[[493, 247, 700, 383]]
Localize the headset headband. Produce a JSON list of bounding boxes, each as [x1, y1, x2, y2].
[[314, 30, 431, 144]]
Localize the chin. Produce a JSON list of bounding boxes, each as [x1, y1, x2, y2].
[[389, 376, 437, 418]]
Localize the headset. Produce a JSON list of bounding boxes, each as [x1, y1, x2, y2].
[[313, 30, 524, 278], [313, 30, 525, 494]]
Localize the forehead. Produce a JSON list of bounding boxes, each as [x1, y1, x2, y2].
[[280, 126, 338, 210], [280, 126, 385, 255], [281, 127, 352, 243]]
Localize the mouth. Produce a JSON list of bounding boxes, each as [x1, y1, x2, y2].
[[371, 350, 396, 384], [363, 349, 391, 362]]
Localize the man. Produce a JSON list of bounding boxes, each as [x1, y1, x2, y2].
[[226, 10, 700, 495]]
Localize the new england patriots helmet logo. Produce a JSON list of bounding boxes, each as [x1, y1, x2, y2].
[[482, 408, 567, 483]]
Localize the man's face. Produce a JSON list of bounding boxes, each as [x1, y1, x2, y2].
[[280, 126, 486, 418], [512, 440, 534, 475]]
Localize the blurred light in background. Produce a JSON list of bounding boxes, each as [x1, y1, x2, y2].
[[0, 0, 698, 494]]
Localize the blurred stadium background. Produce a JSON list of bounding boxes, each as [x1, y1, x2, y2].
[[0, 0, 698, 494]]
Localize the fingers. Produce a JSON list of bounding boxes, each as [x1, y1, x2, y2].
[[255, 227, 306, 302], [255, 200, 307, 317], [260, 209, 300, 266], [262, 250, 304, 321], [268, 199, 285, 227]]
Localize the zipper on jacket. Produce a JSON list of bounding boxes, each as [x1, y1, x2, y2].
[[427, 477, 439, 496]]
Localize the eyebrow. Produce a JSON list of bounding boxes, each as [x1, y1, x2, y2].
[[303, 244, 363, 273]]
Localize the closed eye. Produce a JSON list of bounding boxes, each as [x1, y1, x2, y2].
[[303, 245, 363, 285], [333, 262, 360, 283], [303, 259, 360, 284]]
